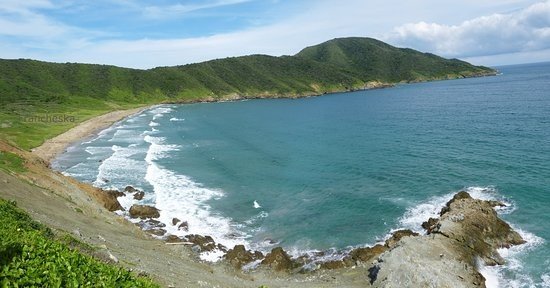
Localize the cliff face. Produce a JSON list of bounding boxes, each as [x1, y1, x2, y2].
[[370, 192, 524, 288]]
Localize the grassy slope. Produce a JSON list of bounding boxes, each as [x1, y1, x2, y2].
[[0, 37, 495, 149], [0, 197, 158, 287]]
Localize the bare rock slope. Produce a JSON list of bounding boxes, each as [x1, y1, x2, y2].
[[371, 192, 524, 287]]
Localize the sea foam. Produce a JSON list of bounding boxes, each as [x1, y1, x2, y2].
[[143, 134, 248, 261]]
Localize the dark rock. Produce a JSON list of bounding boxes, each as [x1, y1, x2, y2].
[[487, 200, 506, 208], [178, 221, 189, 231], [104, 189, 125, 198], [224, 245, 262, 269], [422, 217, 439, 234], [172, 218, 181, 226], [261, 247, 295, 271], [124, 185, 138, 193], [98, 189, 124, 212], [368, 265, 380, 284], [146, 228, 166, 236], [350, 244, 387, 263], [385, 230, 419, 249], [133, 191, 145, 200], [129, 205, 160, 219], [165, 235, 185, 243], [185, 234, 216, 251], [137, 219, 166, 230]]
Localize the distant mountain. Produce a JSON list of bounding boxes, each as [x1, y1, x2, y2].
[[296, 37, 492, 83], [0, 37, 495, 107]]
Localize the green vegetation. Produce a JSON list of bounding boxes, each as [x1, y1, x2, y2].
[[0, 37, 496, 149], [0, 198, 158, 287], [0, 152, 26, 174]]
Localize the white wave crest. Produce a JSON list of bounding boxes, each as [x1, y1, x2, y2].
[[143, 135, 247, 261]]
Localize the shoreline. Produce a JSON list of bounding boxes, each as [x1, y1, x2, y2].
[[13, 73, 529, 286], [32, 107, 149, 164], [30, 71, 499, 164]]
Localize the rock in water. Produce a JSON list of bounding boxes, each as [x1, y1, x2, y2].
[[124, 185, 138, 193], [178, 221, 189, 231], [129, 205, 160, 219], [261, 247, 295, 271], [371, 192, 525, 288], [133, 191, 145, 200], [185, 234, 217, 252]]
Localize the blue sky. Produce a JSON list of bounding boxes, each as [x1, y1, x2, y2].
[[1, 0, 549, 68]]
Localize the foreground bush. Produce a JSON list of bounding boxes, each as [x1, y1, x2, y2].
[[0, 198, 158, 287]]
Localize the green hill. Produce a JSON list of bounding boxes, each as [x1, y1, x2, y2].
[[0, 37, 495, 149], [296, 37, 490, 82]]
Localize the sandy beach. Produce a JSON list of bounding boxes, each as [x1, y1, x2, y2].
[[32, 107, 147, 163]]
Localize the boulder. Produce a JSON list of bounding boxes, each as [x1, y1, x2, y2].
[[137, 219, 166, 230], [129, 205, 160, 219], [261, 247, 295, 271], [172, 218, 181, 225], [178, 221, 189, 231], [185, 234, 216, 251], [224, 245, 263, 269], [124, 185, 138, 193], [133, 191, 145, 200]]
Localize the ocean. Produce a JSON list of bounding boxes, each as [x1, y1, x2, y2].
[[53, 62, 550, 287]]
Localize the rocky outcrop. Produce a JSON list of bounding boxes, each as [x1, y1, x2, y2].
[[261, 247, 296, 271], [129, 205, 160, 219], [349, 244, 387, 263], [370, 192, 525, 288], [224, 245, 263, 269], [185, 234, 217, 252], [95, 189, 124, 212], [434, 191, 525, 265], [124, 186, 145, 200]]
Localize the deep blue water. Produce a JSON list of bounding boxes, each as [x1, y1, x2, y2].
[[54, 62, 550, 287]]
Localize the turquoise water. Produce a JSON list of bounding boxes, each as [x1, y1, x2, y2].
[[54, 62, 550, 287]]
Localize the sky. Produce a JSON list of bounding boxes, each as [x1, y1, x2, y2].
[[1, 0, 549, 69]]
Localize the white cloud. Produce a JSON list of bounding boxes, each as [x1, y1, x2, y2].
[[1, 0, 548, 67], [143, 0, 252, 19], [385, 0, 550, 59]]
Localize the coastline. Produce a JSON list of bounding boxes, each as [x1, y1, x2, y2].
[[4, 75, 532, 287], [32, 107, 149, 164]]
